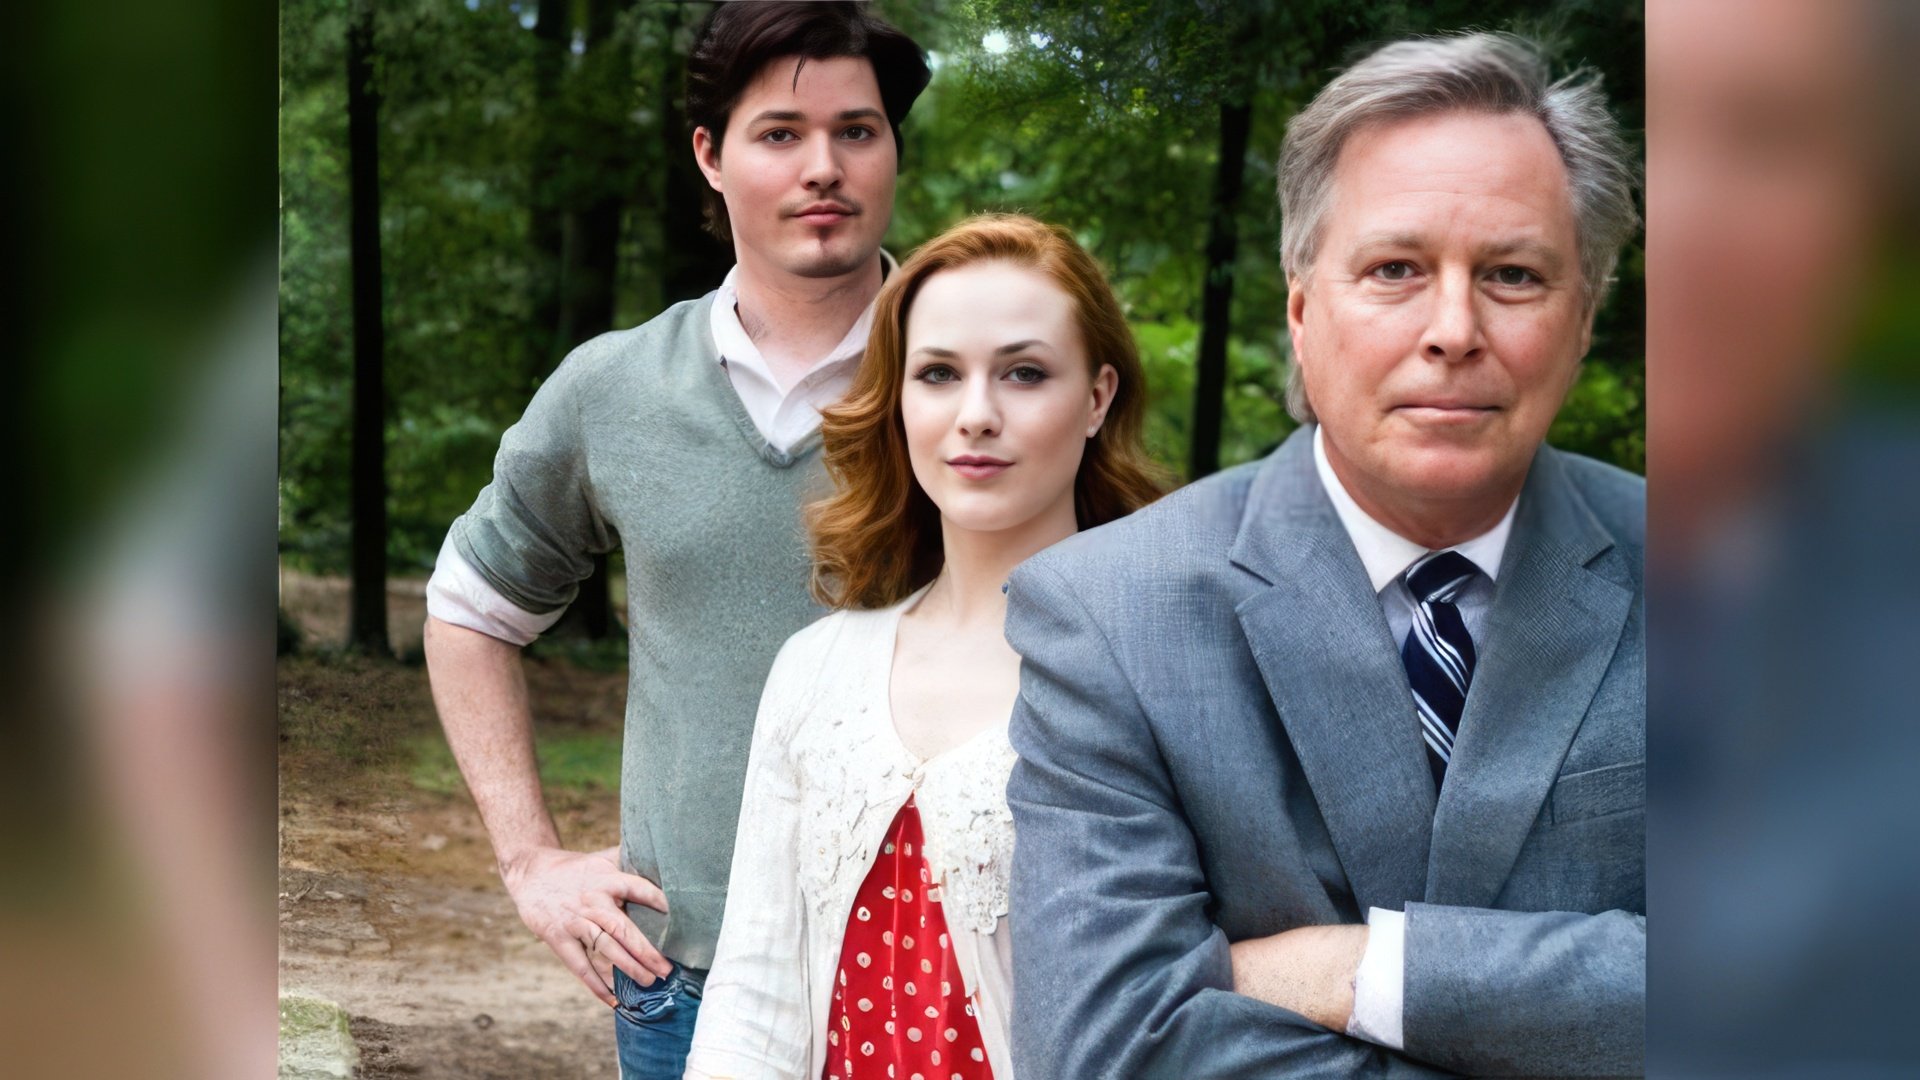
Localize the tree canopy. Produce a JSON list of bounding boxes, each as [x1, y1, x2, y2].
[[279, 0, 1643, 577]]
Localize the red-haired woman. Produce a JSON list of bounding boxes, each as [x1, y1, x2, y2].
[[684, 214, 1164, 1080]]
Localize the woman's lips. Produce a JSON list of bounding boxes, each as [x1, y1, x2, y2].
[[948, 458, 1012, 480]]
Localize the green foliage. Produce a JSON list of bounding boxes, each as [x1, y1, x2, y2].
[[525, 632, 633, 673], [934, 0, 1646, 482], [278, 606, 305, 656], [1135, 319, 1295, 472], [1552, 362, 1645, 474], [409, 730, 621, 796], [280, 0, 698, 572], [279, 0, 1646, 573], [1847, 247, 1920, 403]]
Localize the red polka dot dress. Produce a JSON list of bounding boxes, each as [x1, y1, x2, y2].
[[823, 794, 994, 1080]]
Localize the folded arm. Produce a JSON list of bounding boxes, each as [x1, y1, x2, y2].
[[1228, 923, 1369, 1033], [1399, 903, 1644, 1076], [1228, 901, 1642, 1075], [1004, 562, 1447, 1079]]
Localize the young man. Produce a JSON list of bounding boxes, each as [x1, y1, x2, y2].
[[420, 5, 929, 1075]]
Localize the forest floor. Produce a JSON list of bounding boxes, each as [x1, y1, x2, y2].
[[279, 572, 629, 1078]]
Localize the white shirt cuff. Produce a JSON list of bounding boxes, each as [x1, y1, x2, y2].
[[424, 533, 562, 646], [1346, 906, 1406, 1050]]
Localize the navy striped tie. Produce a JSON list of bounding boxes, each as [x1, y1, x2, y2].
[[1400, 551, 1482, 791]]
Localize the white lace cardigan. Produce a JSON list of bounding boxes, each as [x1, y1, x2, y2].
[[683, 588, 1019, 1080]]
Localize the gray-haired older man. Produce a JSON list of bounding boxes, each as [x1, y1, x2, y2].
[[1005, 33, 1643, 1078]]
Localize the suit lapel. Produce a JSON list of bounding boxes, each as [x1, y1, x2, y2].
[[1231, 429, 1436, 914], [1425, 448, 1635, 907]]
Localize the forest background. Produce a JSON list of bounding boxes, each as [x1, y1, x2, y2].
[[274, 2, 1640, 1071], [278, 0, 1645, 652]]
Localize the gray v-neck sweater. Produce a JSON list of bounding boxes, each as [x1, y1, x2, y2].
[[451, 293, 830, 968]]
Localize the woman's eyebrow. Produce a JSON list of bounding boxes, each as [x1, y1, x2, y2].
[[909, 340, 1055, 359], [995, 339, 1049, 355]]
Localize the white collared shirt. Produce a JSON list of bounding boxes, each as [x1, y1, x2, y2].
[[1311, 424, 1520, 1053], [1312, 425, 1515, 646], [709, 250, 896, 453], [425, 257, 892, 645]]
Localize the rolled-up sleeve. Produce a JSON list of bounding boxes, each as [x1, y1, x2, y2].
[[424, 533, 563, 646], [447, 348, 616, 617]]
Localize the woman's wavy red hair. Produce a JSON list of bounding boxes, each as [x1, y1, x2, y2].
[[808, 213, 1166, 610]]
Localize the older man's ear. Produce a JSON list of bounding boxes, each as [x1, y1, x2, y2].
[[1285, 276, 1310, 379]]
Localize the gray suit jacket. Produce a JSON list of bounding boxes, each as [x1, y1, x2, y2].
[[1005, 426, 1644, 1078]]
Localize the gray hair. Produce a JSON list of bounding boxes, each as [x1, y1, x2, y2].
[[1279, 32, 1641, 423]]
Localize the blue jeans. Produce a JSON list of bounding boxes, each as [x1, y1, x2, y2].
[[612, 961, 704, 1079]]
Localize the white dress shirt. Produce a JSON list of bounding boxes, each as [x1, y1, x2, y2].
[[1311, 425, 1518, 1052], [425, 257, 892, 645], [708, 251, 894, 454]]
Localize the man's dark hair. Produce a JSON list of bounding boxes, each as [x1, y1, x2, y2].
[[686, 1, 931, 242]]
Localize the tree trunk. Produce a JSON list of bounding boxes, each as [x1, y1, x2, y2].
[[346, 0, 391, 656], [1188, 98, 1252, 481], [526, 0, 568, 385], [545, 0, 633, 641]]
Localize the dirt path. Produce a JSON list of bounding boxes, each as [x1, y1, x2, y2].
[[279, 789, 619, 1078], [278, 570, 435, 658], [279, 639, 629, 1078]]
